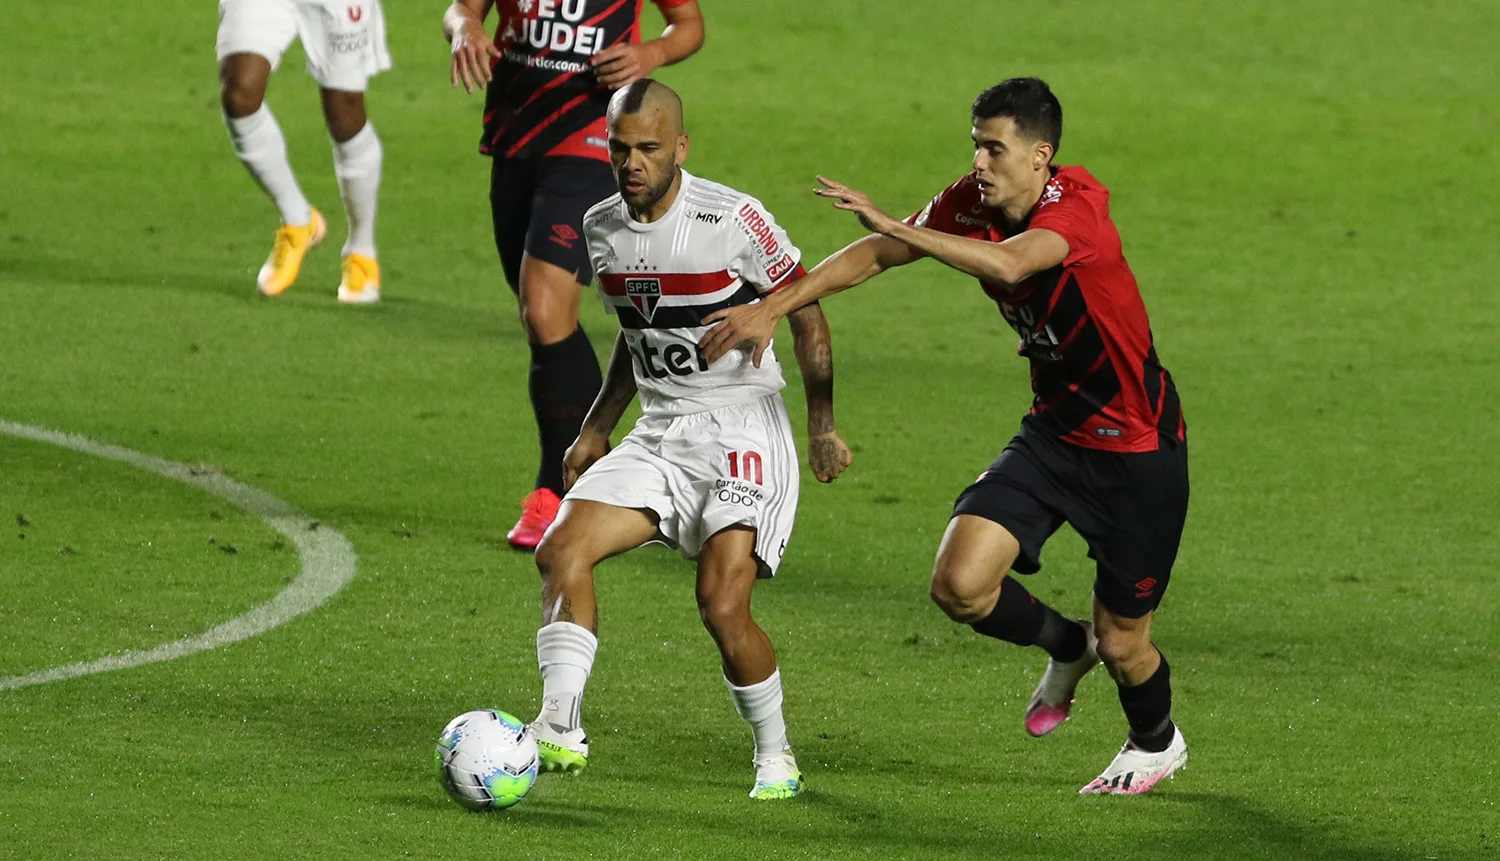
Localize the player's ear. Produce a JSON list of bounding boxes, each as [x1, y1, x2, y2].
[[675, 133, 689, 167], [1032, 141, 1053, 170]]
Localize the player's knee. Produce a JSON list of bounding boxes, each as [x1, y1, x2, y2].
[[518, 296, 577, 344], [1095, 629, 1150, 672], [320, 90, 367, 142], [534, 532, 575, 580], [929, 565, 990, 624], [220, 78, 264, 119]]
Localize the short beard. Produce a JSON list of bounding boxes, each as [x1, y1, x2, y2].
[[626, 165, 680, 214]]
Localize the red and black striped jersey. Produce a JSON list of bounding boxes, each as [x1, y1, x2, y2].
[[479, 0, 691, 161], [908, 166, 1184, 453]]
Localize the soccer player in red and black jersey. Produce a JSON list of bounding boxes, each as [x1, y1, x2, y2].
[[699, 78, 1190, 795], [442, 0, 704, 549]]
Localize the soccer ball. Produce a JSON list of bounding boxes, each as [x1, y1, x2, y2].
[[435, 709, 539, 811]]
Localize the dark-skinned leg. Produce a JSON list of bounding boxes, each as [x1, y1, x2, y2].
[[219, 53, 311, 227]]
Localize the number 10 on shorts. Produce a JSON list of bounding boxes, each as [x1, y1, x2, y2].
[[726, 451, 763, 485]]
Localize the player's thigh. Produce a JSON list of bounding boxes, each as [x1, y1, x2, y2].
[[1075, 439, 1189, 619], [490, 157, 538, 291], [694, 526, 760, 623], [525, 157, 615, 284], [538, 499, 659, 572], [931, 514, 1024, 609], [217, 0, 297, 83], [946, 434, 1068, 585], [561, 435, 676, 548], [293, 0, 391, 94]]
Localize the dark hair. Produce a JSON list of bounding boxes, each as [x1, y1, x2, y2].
[[972, 77, 1062, 154]]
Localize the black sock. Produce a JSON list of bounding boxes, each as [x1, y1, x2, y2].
[[528, 327, 603, 496], [1118, 650, 1175, 752], [970, 576, 1087, 662]]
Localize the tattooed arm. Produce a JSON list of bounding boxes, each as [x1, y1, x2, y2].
[[786, 302, 852, 483], [563, 332, 637, 489]]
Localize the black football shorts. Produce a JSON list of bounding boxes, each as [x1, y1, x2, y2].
[[489, 155, 616, 289], [953, 421, 1189, 618]]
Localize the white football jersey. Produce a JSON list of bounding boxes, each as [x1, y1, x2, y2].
[[583, 170, 805, 417]]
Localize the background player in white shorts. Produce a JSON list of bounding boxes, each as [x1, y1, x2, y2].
[[527, 80, 852, 801], [217, 0, 392, 302]]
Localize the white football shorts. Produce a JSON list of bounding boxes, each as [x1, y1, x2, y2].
[[566, 394, 801, 576], [216, 0, 392, 93]]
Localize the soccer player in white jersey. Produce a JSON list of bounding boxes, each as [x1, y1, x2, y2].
[[217, 0, 391, 302], [528, 80, 852, 801]]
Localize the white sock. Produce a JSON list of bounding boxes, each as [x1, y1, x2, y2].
[[726, 669, 792, 758], [536, 622, 597, 732], [224, 106, 311, 227], [332, 122, 382, 259]]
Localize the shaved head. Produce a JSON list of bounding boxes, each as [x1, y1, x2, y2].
[[607, 79, 684, 138], [606, 79, 690, 222]]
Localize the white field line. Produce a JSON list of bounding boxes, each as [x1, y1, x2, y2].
[[0, 420, 357, 691]]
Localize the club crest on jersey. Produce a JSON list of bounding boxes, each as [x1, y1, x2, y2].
[[625, 277, 661, 321]]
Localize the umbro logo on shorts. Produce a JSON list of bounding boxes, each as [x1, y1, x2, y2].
[[1134, 577, 1157, 597]]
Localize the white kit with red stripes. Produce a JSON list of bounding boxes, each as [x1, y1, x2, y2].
[[582, 170, 805, 417]]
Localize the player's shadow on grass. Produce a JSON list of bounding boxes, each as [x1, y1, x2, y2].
[[1159, 792, 1412, 861]]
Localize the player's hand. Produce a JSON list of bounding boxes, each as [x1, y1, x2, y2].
[[450, 19, 500, 93], [699, 304, 777, 367], [814, 176, 900, 235], [591, 42, 665, 89], [808, 431, 852, 483], [562, 431, 610, 490]]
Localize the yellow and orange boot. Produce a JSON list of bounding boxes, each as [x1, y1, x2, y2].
[[256, 208, 327, 297], [337, 253, 381, 304]]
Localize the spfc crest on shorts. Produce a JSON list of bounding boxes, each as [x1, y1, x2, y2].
[[625, 277, 661, 321]]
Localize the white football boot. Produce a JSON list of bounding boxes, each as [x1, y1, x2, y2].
[[1079, 726, 1188, 795]]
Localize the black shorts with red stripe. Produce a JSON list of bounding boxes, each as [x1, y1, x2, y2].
[[953, 419, 1190, 618], [490, 155, 615, 289]]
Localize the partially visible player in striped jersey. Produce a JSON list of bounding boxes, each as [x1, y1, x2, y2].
[[527, 80, 851, 801]]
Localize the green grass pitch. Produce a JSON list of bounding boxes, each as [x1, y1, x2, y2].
[[2, 0, 1498, 858]]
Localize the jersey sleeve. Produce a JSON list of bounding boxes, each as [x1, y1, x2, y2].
[[651, 0, 695, 9], [1028, 186, 1100, 267], [728, 197, 805, 295], [582, 214, 618, 315]]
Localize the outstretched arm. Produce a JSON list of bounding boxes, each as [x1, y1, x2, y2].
[[785, 302, 851, 483], [816, 175, 1068, 286], [563, 332, 637, 488], [699, 233, 915, 365]]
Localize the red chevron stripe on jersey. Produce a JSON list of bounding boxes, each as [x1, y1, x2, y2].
[[598, 270, 735, 296]]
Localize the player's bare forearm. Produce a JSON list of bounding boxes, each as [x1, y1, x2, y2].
[[787, 302, 836, 436], [580, 332, 638, 439], [442, 0, 492, 39], [787, 303, 852, 482], [880, 221, 1068, 286], [650, 2, 705, 67], [765, 235, 912, 318]]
